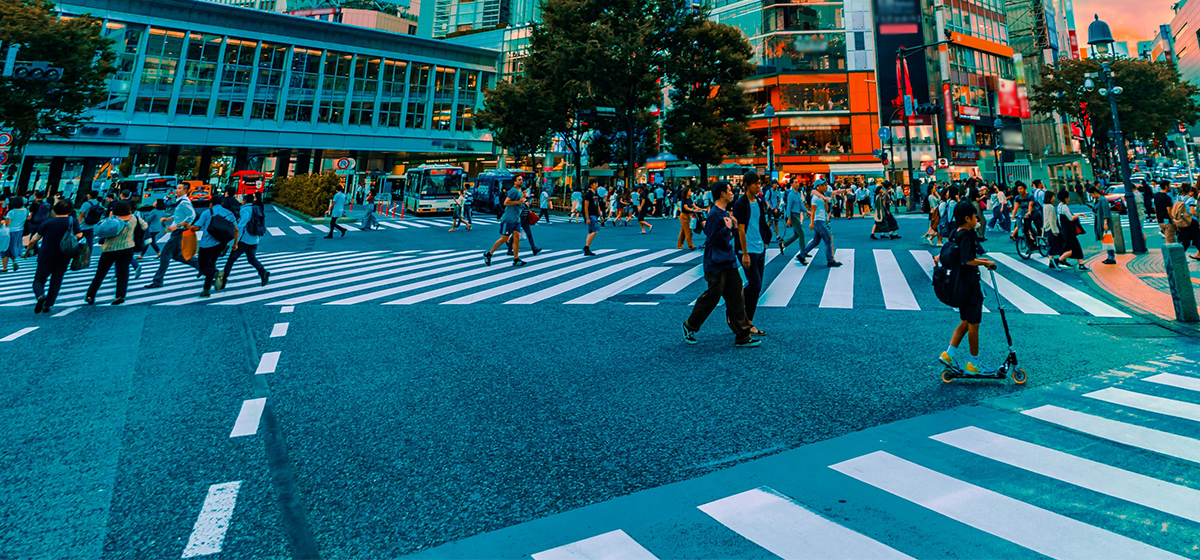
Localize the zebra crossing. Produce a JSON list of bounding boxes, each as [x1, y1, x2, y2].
[[209, 217, 470, 237], [0, 246, 1132, 316], [523, 354, 1200, 560]]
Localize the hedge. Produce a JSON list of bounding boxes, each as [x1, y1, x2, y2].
[[272, 172, 341, 217]]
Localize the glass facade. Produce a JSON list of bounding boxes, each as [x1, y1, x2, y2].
[[135, 28, 185, 114]]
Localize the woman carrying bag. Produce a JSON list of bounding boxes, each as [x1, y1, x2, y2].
[[85, 201, 147, 305], [869, 185, 900, 240], [1050, 189, 1088, 271]]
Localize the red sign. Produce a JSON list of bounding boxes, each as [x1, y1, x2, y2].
[[1068, 31, 1080, 60], [942, 84, 955, 144], [998, 79, 1021, 118], [288, 7, 338, 16], [956, 105, 981, 120]]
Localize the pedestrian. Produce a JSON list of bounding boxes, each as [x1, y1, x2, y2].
[[193, 190, 240, 297], [681, 181, 759, 348], [78, 190, 104, 248], [870, 185, 900, 240], [855, 182, 870, 217], [596, 183, 609, 226], [483, 174, 527, 267], [27, 199, 82, 314], [939, 186, 961, 244], [449, 187, 472, 231], [654, 183, 665, 217], [361, 190, 380, 231], [569, 187, 582, 223], [84, 201, 146, 306], [676, 186, 697, 250], [324, 185, 348, 238], [507, 179, 542, 256], [1154, 179, 1176, 244], [1140, 179, 1155, 219], [779, 180, 807, 255], [582, 179, 601, 256], [1088, 185, 1117, 265], [539, 185, 551, 224], [635, 186, 654, 234], [218, 192, 270, 289], [733, 172, 770, 337], [938, 201, 997, 375], [139, 199, 165, 258], [145, 183, 199, 289], [1050, 190, 1088, 270], [1177, 184, 1200, 261], [925, 186, 942, 246], [2, 197, 27, 273], [796, 179, 849, 267]]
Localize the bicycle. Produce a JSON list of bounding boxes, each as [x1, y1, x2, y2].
[[1014, 217, 1048, 260]]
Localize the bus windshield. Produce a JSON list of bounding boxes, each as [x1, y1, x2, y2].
[[417, 170, 462, 197]]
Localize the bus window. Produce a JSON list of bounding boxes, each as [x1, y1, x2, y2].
[[418, 169, 462, 196]]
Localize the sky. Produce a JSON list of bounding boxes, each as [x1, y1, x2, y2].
[[1071, 0, 1178, 45]]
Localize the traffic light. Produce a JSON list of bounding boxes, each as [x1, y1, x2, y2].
[[10, 61, 63, 81], [576, 110, 594, 128], [915, 103, 942, 115]]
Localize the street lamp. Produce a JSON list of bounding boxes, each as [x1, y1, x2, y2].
[[1089, 14, 1146, 253], [764, 103, 775, 181], [993, 118, 1006, 189]]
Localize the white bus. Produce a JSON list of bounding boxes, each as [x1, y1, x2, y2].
[[377, 174, 406, 203], [403, 164, 464, 214]]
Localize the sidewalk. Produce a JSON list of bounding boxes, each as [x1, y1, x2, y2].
[[1087, 226, 1200, 325]]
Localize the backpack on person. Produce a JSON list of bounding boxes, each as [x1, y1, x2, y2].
[[94, 216, 128, 239], [246, 205, 266, 237], [938, 201, 952, 237], [932, 230, 970, 308], [83, 202, 105, 226], [206, 208, 238, 244], [1171, 200, 1193, 229], [30, 201, 50, 226]]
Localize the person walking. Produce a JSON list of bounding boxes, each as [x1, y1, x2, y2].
[[483, 175, 527, 267], [85, 201, 146, 306], [361, 191, 380, 231], [23, 191, 50, 258], [193, 191, 240, 297], [569, 187, 582, 223], [635, 186, 654, 234], [938, 201, 997, 375], [779, 180, 807, 255], [1050, 190, 1088, 271], [682, 181, 759, 348], [507, 179, 542, 256], [1088, 185, 1117, 265], [1176, 184, 1200, 261], [2, 197, 27, 273], [582, 179, 601, 256], [797, 179, 849, 267], [138, 199, 166, 258], [449, 187, 472, 231], [870, 185, 900, 240], [539, 185, 551, 224], [27, 199, 82, 313], [855, 183, 871, 217], [218, 192, 270, 289], [676, 186, 698, 250], [1154, 179, 1177, 243], [733, 172, 770, 337], [78, 190, 105, 248], [145, 183, 198, 289], [324, 185, 348, 238]]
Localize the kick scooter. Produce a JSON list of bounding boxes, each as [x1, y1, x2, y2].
[[941, 268, 1028, 384]]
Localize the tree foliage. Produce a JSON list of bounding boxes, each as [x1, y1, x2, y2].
[[272, 171, 342, 217], [0, 0, 116, 160], [475, 77, 554, 167]]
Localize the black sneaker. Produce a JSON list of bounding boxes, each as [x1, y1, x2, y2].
[[583, 247, 596, 256], [513, 258, 526, 267], [735, 338, 762, 348], [828, 261, 843, 268], [199, 290, 211, 298], [34, 297, 45, 314], [682, 322, 698, 345], [144, 283, 163, 289], [261, 271, 271, 286], [532, 247, 542, 256], [483, 252, 492, 266]]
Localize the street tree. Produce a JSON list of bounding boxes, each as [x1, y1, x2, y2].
[[476, 77, 554, 169], [0, 0, 116, 193], [661, 6, 754, 186], [1029, 57, 1200, 170]]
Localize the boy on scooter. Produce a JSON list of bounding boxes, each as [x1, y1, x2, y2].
[[939, 201, 997, 374]]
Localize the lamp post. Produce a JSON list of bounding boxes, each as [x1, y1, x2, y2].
[[1089, 14, 1146, 253], [765, 103, 775, 181], [993, 118, 1006, 189]]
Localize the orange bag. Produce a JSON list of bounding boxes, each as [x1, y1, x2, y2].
[[181, 230, 198, 261]]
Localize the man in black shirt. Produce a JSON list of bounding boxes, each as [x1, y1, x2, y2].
[[1153, 180, 1176, 243], [582, 180, 601, 256], [682, 181, 758, 347], [26, 199, 82, 314]]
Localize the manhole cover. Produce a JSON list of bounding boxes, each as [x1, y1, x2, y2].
[[1094, 323, 1185, 338], [608, 294, 665, 303]]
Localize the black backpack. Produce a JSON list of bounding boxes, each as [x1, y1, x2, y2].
[[246, 205, 266, 237], [932, 230, 968, 308], [31, 201, 50, 225], [83, 202, 104, 226], [206, 209, 237, 244]]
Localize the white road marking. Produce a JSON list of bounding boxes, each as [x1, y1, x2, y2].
[[280, 306, 294, 313], [289, 226, 311, 235], [830, 451, 1184, 560], [819, 249, 854, 308], [271, 205, 298, 223], [565, 267, 671, 305], [380, 221, 406, 229], [647, 264, 703, 295], [1085, 387, 1200, 422], [267, 227, 285, 236], [981, 269, 1057, 315], [270, 323, 288, 338], [51, 307, 78, 317], [148, 252, 388, 307], [664, 252, 703, 264], [531, 529, 659, 560], [312, 224, 330, 233], [181, 481, 242, 558], [401, 220, 430, 228], [932, 426, 1200, 523], [506, 250, 679, 304], [394, 250, 622, 306], [1023, 405, 1200, 465], [761, 250, 818, 307], [210, 253, 435, 306], [874, 249, 919, 310], [1144, 372, 1200, 393], [991, 253, 1130, 317], [255, 351, 280, 375], [1, 327, 38, 342], [699, 487, 914, 560], [270, 251, 489, 305], [229, 398, 267, 438]]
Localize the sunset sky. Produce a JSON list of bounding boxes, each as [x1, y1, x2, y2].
[[1072, 0, 1178, 45]]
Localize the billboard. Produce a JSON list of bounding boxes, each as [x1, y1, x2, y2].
[[873, 0, 931, 123]]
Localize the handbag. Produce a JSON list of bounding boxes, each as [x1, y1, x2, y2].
[[206, 209, 237, 244], [181, 230, 198, 261], [132, 218, 146, 253], [0, 225, 8, 253], [1074, 218, 1085, 236], [60, 230, 82, 258], [1101, 232, 1115, 252], [71, 242, 91, 271], [527, 210, 540, 225]]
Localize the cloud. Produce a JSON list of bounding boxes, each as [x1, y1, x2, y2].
[[1071, 0, 1176, 44]]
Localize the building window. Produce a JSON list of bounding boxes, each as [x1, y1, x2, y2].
[[432, 66, 456, 130], [285, 47, 322, 122], [780, 124, 852, 155], [251, 42, 286, 121], [378, 59, 407, 127], [213, 38, 255, 119], [762, 4, 844, 33], [761, 33, 846, 72], [406, 63, 430, 129], [779, 83, 848, 111], [455, 70, 478, 132], [177, 33, 222, 117], [317, 51, 352, 124], [349, 55, 380, 126], [100, 21, 142, 112], [134, 27, 185, 114]]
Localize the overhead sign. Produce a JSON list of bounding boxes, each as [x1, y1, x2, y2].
[[334, 157, 356, 171], [937, 158, 949, 169], [0, 132, 12, 148]]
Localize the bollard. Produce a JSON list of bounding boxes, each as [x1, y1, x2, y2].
[[399, 203, 405, 220], [1162, 243, 1199, 322], [1111, 209, 1126, 254]]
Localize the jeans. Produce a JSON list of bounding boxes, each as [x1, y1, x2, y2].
[[328, 216, 347, 236], [362, 212, 379, 230], [742, 252, 765, 321], [686, 267, 753, 342], [801, 220, 835, 263], [87, 248, 134, 301], [33, 257, 69, 306], [152, 230, 198, 285], [781, 212, 806, 249], [198, 243, 228, 291], [222, 242, 267, 280], [540, 206, 550, 223]]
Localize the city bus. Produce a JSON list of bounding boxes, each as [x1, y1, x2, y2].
[[402, 164, 464, 214], [231, 170, 266, 196], [121, 174, 178, 209], [377, 174, 406, 203]]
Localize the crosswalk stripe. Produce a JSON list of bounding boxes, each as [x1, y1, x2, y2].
[[424, 250, 630, 306], [267, 227, 285, 236], [1085, 387, 1200, 423], [990, 253, 1130, 318], [760, 249, 818, 308], [664, 252, 703, 264], [212, 252, 468, 306], [289, 226, 311, 234], [380, 221, 406, 229], [531, 529, 659, 560], [312, 224, 330, 233], [401, 220, 430, 228], [564, 267, 671, 305], [1022, 405, 1200, 465], [932, 426, 1200, 523], [647, 264, 703, 295], [1143, 372, 1200, 393], [819, 249, 854, 308], [505, 250, 679, 305], [829, 451, 1184, 560], [698, 487, 913, 560], [981, 269, 1057, 315], [874, 249, 919, 310], [341, 224, 360, 231], [264, 251, 491, 306]]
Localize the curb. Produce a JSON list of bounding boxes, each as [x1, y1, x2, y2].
[[1082, 252, 1200, 337]]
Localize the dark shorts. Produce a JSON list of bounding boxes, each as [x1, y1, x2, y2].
[[587, 216, 600, 234], [959, 298, 983, 324], [501, 221, 521, 236]]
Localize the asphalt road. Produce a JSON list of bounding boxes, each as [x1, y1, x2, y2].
[[1, 204, 1196, 558]]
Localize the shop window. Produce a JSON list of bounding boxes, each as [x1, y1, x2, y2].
[[779, 83, 848, 111]]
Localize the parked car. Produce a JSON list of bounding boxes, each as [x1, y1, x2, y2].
[[1104, 185, 1128, 214], [181, 180, 214, 203]]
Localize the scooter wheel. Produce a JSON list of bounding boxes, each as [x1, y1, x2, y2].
[[941, 370, 954, 383], [1012, 368, 1028, 385]]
